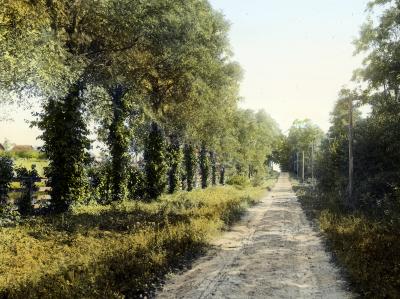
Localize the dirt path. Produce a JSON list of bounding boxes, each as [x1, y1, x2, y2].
[[156, 173, 354, 299]]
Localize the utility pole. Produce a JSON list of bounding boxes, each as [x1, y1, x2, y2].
[[302, 151, 305, 183], [296, 152, 299, 178], [348, 96, 354, 208], [310, 141, 314, 187]]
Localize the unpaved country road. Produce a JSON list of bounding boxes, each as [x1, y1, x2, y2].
[[156, 173, 354, 299]]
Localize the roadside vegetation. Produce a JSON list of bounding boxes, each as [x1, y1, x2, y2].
[[276, 1, 400, 297], [0, 178, 276, 298], [0, 1, 281, 297]]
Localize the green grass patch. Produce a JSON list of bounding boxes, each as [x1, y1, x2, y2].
[[14, 158, 48, 177], [0, 181, 274, 298], [295, 184, 400, 298]]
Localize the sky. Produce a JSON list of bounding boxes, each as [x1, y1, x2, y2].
[[0, 0, 370, 146], [209, 0, 369, 133]]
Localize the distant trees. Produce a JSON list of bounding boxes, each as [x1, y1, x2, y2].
[[277, 119, 323, 181]]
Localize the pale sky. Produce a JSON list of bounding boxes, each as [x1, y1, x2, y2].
[[210, 0, 369, 133], [0, 0, 369, 146]]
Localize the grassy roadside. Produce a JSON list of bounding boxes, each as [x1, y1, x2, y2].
[[292, 181, 400, 298], [0, 178, 276, 298]]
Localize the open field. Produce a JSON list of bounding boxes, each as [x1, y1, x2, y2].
[[0, 179, 276, 298]]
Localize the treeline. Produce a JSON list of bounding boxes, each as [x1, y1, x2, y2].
[[0, 1, 281, 213]]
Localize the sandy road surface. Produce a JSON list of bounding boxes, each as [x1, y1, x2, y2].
[[156, 173, 354, 299]]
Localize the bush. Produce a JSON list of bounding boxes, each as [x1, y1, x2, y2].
[[226, 175, 250, 188], [0, 156, 14, 203], [87, 161, 112, 204], [15, 165, 40, 215], [127, 165, 146, 200], [251, 173, 264, 187]]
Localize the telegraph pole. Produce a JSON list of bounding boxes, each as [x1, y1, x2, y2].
[[296, 152, 299, 178], [311, 141, 314, 187], [348, 96, 354, 207], [302, 151, 305, 183]]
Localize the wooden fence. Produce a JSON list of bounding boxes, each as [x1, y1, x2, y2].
[[9, 177, 51, 204]]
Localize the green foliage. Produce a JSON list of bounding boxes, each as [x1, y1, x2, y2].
[[15, 165, 40, 215], [0, 184, 271, 297], [219, 165, 226, 185], [210, 151, 217, 186], [127, 165, 146, 200], [87, 160, 112, 204], [231, 109, 281, 178], [167, 136, 182, 194], [8, 150, 46, 160], [184, 144, 197, 191], [226, 175, 250, 188], [107, 85, 131, 202], [0, 156, 13, 203], [199, 144, 210, 189], [296, 185, 400, 298], [36, 89, 90, 213], [144, 123, 167, 200]]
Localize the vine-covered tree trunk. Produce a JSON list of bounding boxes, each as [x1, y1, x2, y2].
[[37, 83, 90, 212], [219, 165, 225, 185], [199, 143, 209, 189], [144, 122, 167, 199], [108, 85, 129, 201], [167, 135, 182, 194], [210, 151, 217, 185], [184, 143, 197, 191]]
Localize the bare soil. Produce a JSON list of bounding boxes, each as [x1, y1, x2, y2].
[[156, 173, 354, 299]]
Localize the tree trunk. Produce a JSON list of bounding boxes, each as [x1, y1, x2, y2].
[[219, 165, 225, 185], [168, 135, 181, 194], [199, 143, 209, 189], [144, 122, 167, 199], [210, 151, 217, 185], [184, 143, 196, 191], [108, 85, 129, 202]]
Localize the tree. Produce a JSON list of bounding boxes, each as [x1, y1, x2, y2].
[[143, 122, 167, 199], [184, 144, 197, 191], [285, 119, 324, 180], [199, 143, 210, 189]]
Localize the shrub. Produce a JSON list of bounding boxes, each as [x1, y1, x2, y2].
[[251, 173, 264, 187], [127, 165, 146, 200], [0, 156, 14, 203], [87, 160, 112, 204], [15, 165, 40, 215], [226, 175, 250, 188]]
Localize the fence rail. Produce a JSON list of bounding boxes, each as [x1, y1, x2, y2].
[[9, 177, 50, 203]]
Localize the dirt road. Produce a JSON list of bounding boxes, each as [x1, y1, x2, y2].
[[156, 173, 354, 299]]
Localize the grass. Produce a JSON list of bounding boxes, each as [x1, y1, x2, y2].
[[13, 158, 48, 177], [0, 178, 275, 298], [294, 183, 400, 298]]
